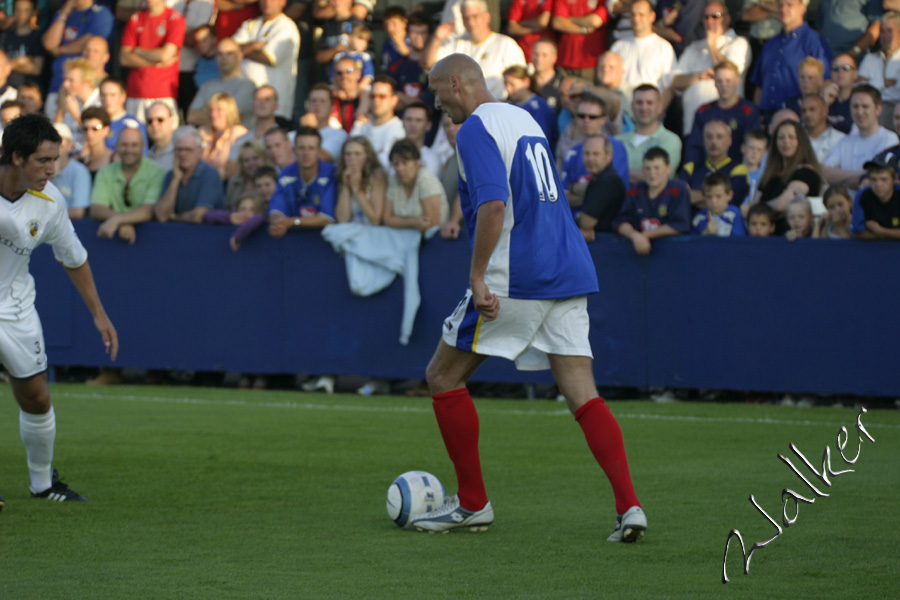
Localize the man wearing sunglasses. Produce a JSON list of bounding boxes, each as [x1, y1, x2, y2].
[[666, 2, 750, 137], [560, 93, 630, 209]]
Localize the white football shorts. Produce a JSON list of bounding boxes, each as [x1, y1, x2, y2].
[[441, 290, 593, 371], [0, 310, 48, 379]]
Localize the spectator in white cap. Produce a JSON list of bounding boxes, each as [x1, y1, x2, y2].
[[50, 122, 93, 219]]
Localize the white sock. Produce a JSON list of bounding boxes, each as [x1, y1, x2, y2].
[[20, 406, 55, 493]]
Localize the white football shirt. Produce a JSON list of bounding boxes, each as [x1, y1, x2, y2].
[[0, 181, 88, 320]]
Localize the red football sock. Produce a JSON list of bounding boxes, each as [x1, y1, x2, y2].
[[432, 388, 488, 511], [575, 397, 641, 514]]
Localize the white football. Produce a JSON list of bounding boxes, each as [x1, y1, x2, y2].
[[386, 471, 446, 529]]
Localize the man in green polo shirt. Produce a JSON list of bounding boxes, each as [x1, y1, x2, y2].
[[89, 127, 166, 244]]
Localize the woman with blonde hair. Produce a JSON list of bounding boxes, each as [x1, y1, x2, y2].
[[200, 92, 248, 179], [335, 136, 387, 225], [225, 140, 272, 210]]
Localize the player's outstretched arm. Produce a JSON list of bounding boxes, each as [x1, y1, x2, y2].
[[65, 262, 119, 361]]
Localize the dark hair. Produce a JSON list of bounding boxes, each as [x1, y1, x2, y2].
[[99, 76, 127, 94], [383, 5, 407, 20], [744, 129, 768, 145], [760, 120, 822, 188], [801, 92, 826, 108], [389, 138, 421, 163], [309, 82, 333, 100], [373, 74, 398, 94], [81, 105, 110, 127], [0, 99, 23, 112], [851, 83, 882, 106], [643, 146, 670, 165], [402, 100, 432, 121], [577, 93, 607, 117], [294, 125, 322, 144], [0, 113, 62, 165], [252, 165, 278, 181], [823, 185, 853, 205], [407, 13, 432, 30], [633, 83, 661, 97], [702, 172, 732, 194], [747, 202, 775, 222], [264, 125, 291, 141]]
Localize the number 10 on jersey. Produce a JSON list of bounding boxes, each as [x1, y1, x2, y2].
[[524, 142, 559, 203]]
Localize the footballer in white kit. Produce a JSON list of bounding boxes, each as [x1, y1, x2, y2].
[[410, 55, 646, 542], [0, 114, 118, 510]]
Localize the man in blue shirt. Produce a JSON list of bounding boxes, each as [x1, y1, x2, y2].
[[154, 126, 224, 222], [41, 0, 114, 119], [268, 126, 338, 236], [411, 54, 646, 542], [751, 0, 831, 116]]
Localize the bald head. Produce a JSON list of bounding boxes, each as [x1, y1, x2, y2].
[[429, 54, 495, 124], [431, 54, 486, 88]]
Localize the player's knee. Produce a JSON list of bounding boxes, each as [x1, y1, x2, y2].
[[12, 376, 52, 413], [425, 361, 452, 395], [16, 387, 51, 414]]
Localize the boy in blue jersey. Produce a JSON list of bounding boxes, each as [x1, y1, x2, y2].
[[614, 147, 691, 255], [691, 173, 746, 236], [412, 54, 646, 542], [268, 127, 338, 236]]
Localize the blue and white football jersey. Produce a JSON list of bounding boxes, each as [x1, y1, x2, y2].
[[456, 103, 599, 299]]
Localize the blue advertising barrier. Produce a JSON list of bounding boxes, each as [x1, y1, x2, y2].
[[31, 221, 900, 396]]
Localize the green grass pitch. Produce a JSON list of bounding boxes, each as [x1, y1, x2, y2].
[[1, 384, 898, 599]]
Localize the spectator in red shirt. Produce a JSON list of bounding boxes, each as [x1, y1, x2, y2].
[[551, 0, 609, 81], [507, 0, 554, 64], [119, 0, 185, 123], [215, 0, 260, 40]]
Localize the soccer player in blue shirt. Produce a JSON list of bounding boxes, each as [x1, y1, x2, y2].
[[411, 54, 646, 542], [614, 147, 691, 255], [268, 127, 338, 236]]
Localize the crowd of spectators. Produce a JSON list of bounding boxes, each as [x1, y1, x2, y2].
[[3, 0, 898, 394]]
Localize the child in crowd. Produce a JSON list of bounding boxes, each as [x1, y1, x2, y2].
[[380, 6, 409, 72], [202, 193, 267, 251], [252, 166, 278, 204], [691, 173, 746, 237], [747, 203, 776, 237], [851, 151, 900, 239], [813, 186, 852, 239], [784, 196, 814, 241], [613, 147, 691, 255], [741, 130, 768, 208], [331, 22, 375, 120]]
